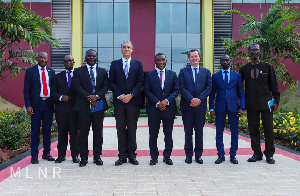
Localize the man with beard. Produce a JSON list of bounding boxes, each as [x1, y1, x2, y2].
[[72, 49, 109, 167], [209, 54, 245, 164], [144, 53, 179, 166], [240, 43, 280, 164]]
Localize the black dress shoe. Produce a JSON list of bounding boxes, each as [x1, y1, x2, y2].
[[195, 157, 203, 164], [79, 160, 88, 167], [115, 158, 127, 166], [72, 156, 80, 163], [163, 158, 173, 165], [55, 156, 66, 163], [150, 158, 158, 166], [31, 157, 39, 164], [42, 155, 55, 161], [230, 156, 238, 164], [185, 157, 192, 164], [215, 156, 225, 164], [247, 155, 263, 162], [266, 157, 275, 164], [94, 157, 103, 165], [128, 158, 139, 165]]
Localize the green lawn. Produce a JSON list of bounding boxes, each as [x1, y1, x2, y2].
[[280, 82, 300, 111]]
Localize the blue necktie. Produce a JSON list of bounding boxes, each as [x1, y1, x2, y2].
[[194, 67, 198, 93], [224, 70, 228, 85], [90, 66, 95, 94], [124, 60, 129, 79]]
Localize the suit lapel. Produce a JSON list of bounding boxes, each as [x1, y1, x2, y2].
[[187, 67, 194, 85], [163, 69, 170, 91], [34, 65, 41, 89], [152, 70, 162, 91], [61, 71, 69, 88], [128, 59, 135, 79], [83, 66, 92, 88]]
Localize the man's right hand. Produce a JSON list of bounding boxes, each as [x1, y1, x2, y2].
[[61, 95, 71, 102], [27, 107, 34, 115], [190, 98, 201, 107]]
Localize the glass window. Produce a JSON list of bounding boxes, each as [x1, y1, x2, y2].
[[156, 1, 201, 73], [83, 1, 129, 69]]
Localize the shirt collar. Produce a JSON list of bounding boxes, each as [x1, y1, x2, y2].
[[66, 68, 74, 72], [191, 65, 199, 70], [38, 65, 46, 70], [86, 64, 96, 69], [155, 68, 165, 73], [221, 68, 230, 73], [122, 57, 131, 64]]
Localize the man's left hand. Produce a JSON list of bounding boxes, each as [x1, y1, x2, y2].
[[237, 109, 244, 117], [272, 104, 279, 112]]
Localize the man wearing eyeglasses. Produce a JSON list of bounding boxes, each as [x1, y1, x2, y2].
[[51, 55, 79, 164], [240, 43, 280, 164], [209, 54, 245, 164]]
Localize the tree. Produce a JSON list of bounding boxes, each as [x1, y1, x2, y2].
[[0, 0, 60, 80], [222, 0, 300, 88]]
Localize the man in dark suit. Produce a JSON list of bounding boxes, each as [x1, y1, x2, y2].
[[144, 53, 179, 166], [240, 43, 280, 164], [72, 49, 109, 167], [51, 55, 79, 163], [209, 54, 245, 164], [24, 51, 56, 164], [179, 49, 212, 164], [109, 40, 144, 166]]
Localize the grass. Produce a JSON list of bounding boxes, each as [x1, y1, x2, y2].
[[280, 82, 300, 111]]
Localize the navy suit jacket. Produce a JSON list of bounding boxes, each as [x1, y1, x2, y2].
[[178, 66, 212, 111], [51, 70, 75, 114], [24, 65, 55, 109], [109, 58, 144, 106], [209, 70, 245, 112], [72, 65, 109, 112], [144, 69, 179, 115]]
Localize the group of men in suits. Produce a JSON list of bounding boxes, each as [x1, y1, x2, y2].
[[24, 42, 279, 167]]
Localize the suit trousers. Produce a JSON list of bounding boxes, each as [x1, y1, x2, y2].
[[182, 107, 206, 158], [215, 111, 239, 157], [114, 103, 140, 159], [78, 110, 104, 160], [30, 99, 53, 157], [148, 111, 174, 159], [247, 110, 275, 157], [55, 110, 79, 158]]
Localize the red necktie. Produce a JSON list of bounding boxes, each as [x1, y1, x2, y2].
[[41, 68, 48, 96], [160, 70, 163, 87]]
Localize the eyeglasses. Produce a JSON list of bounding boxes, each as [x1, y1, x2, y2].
[[63, 60, 74, 63], [250, 49, 260, 52]]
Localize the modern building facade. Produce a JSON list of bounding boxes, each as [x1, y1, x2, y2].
[[0, 0, 299, 107]]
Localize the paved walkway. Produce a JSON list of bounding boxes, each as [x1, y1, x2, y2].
[[0, 117, 299, 195]]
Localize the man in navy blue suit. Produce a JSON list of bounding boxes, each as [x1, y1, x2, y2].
[[109, 40, 144, 166], [24, 51, 56, 164], [179, 49, 212, 164], [144, 53, 179, 166], [52, 55, 79, 164], [209, 54, 245, 164]]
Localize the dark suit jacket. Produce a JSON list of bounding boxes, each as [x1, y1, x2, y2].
[[209, 70, 245, 112], [72, 65, 109, 112], [24, 65, 55, 109], [178, 66, 212, 111], [51, 70, 75, 114], [109, 58, 144, 106], [144, 69, 179, 115]]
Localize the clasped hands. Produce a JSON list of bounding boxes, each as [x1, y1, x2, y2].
[[190, 98, 201, 107], [88, 95, 98, 109], [119, 94, 133, 104], [157, 100, 168, 111]]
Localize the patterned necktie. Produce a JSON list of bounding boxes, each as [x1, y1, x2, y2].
[[90, 66, 95, 94], [124, 60, 129, 79], [160, 70, 163, 88], [41, 68, 48, 96], [224, 70, 229, 85], [67, 71, 72, 88]]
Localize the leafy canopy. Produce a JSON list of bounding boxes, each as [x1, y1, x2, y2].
[[222, 0, 300, 88], [0, 0, 60, 79]]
